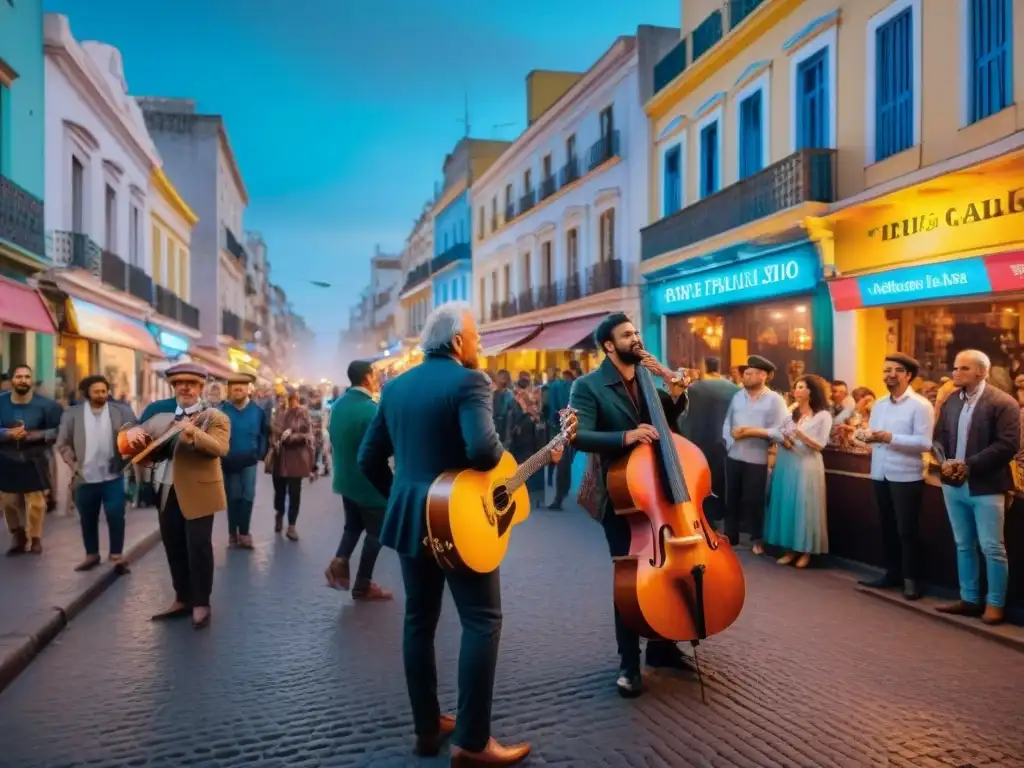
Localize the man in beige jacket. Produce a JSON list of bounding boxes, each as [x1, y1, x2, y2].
[[122, 361, 230, 629]]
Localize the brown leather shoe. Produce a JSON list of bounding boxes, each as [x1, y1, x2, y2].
[[982, 605, 1005, 625], [6, 528, 27, 556], [325, 557, 350, 590], [936, 600, 984, 617], [414, 713, 456, 757], [450, 738, 531, 766], [353, 582, 394, 601], [29, 537, 42, 554]]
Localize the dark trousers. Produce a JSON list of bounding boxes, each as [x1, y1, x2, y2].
[[336, 496, 383, 586], [872, 479, 924, 581], [399, 554, 501, 753], [552, 445, 572, 505], [159, 487, 215, 607], [75, 477, 126, 556], [725, 457, 769, 544], [601, 510, 675, 673], [224, 465, 257, 536], [272, 476, 302, 524]]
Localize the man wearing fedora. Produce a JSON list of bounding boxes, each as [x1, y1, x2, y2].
[[122, 361, 231, 629], [219, 372, 269, 550]]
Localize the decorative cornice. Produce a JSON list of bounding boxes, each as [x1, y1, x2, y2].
[[151, 167, 198, 227], [694, 91, 726, 119], [658, 115, 686, 140], [783, 9, 841, 54], [733, 59, 771, 89], [63, 119, 100, 153], [102, 158, 125, 179]]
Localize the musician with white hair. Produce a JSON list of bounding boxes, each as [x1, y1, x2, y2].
[[932, 348, 1019, 626]]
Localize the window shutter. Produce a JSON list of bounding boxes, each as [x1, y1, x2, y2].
[[970, 0, 1012, 123]]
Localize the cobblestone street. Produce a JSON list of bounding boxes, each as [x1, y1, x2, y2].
[[0, 474, 1022, 768]]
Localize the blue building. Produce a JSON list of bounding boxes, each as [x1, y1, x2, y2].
[[0, 0, 55, 385], [431, 138, 510, 309]]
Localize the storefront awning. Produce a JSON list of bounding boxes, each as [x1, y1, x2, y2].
[[509, 314, 604, 351], [479, 325, 541, 357], [68, 298, 162, 357], [0, 277, 57, 334]]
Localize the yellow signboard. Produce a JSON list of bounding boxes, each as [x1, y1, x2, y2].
[[830, 154, 1024, 275]]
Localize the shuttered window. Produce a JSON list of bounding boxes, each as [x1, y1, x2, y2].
[[797, 49, 828, 149], [875, 7, 914, 161], [739, 89, 763, 178], [969, 0, 1013, 123], [663, 145, 682, 215], [699, 121, 719, 199]]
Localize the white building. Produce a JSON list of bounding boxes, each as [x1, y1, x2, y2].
[[42, 13, 169, 406], [398, 203, 434, 340], [470, 28, 677, 366]]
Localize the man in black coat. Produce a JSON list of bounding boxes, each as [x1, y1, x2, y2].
[[568, 313, 690, 698], [933, 348, 1019, 626], [358, 302, 532, 767]]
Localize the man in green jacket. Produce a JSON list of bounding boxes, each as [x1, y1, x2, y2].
[[324, 360, 392, 601]]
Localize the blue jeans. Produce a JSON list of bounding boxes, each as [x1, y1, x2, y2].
[[941, 484, 1009, 608], [224, 465, 257, 536], [76, 477, 127, 556]]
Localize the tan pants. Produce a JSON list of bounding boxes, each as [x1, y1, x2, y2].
[[1, 491, 47, 539]]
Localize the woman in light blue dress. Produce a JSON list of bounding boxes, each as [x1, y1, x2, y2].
[[763, 375, 833, 569]]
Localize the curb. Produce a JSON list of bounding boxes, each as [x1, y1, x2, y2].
[[855, 584, 1024, 654], [0, 527, 162, 694]]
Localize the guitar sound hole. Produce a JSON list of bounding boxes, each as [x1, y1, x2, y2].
[[492, 485, 511, 512]]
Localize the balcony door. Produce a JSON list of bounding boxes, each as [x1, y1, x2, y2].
[[71, 157, 85, 233], [541, 241, 553, 285], [598, 209, 615, 263], [104, 185, 117, 251], [599, 106, 613, 138]]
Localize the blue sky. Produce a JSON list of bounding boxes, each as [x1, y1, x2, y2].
[[43, 0, 680, 364]]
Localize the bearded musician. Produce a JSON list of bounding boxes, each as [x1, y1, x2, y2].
[[568, 313, 690, 697], [120, 362, 230, 629]]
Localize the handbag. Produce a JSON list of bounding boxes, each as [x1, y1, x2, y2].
[[576, 452, 601, 521]]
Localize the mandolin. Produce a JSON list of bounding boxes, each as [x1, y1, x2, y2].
[[425, 407, 578, 574]]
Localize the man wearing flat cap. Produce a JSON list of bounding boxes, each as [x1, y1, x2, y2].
[[219, 372, 269, 549], [852, 352, 933, 600], [721, 355, 789, 553], [122, 361, 231, 629]]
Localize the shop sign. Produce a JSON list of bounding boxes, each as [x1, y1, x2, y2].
[[830, 249, 1024, 311], [649, 247, 821, 316], [153, 328, 189, 356], [831, 171, 1024, 273]]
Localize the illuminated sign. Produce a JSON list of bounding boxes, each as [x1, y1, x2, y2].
[[829, 249, 1024, 311], [157, 330, 189, 355], [649, 245, 821, 316]]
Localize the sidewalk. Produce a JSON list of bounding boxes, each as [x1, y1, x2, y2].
[[0, 506, 161, 692]]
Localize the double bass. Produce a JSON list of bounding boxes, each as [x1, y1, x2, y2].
[[605, 361, 745, 649]]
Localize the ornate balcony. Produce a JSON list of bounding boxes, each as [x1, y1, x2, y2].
[[224, 227, 247, 265], [49, 231, 100, 273], [401, 261, 431, 294], [431, 242, 470, 274], [641, 149, 837, 262], [519, 189, 536, 216], [0, 175, 45, 259], [586, 258, 624, 294], [127, 264, 153, 303], [505, 203, 515, 223], [653, 39, 687, 96], [100, 249, 128, 292], [587, 131, 620, 172], [154, 284, 201, 330], [559, 157, 580, 188], [221, 309, 242, 340], [539, 175, 557, 201]]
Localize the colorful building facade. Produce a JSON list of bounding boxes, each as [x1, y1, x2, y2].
[[641, 0, 836, 385], [0, 0, 55, 385], [806, 0, 1022, 395]]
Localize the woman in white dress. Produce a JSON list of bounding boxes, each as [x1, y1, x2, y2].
[[763, 375, 833, 569]]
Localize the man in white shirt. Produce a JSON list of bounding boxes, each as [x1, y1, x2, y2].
[[56, 375, 137, 572], [854, 353, 934, 600]]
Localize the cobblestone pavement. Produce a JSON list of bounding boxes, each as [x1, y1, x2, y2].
[[1, 473, 1022, 768], [0, 505, 158, 639]]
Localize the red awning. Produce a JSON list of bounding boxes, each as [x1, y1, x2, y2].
[[187, 346, 238, 381], [479, 325, 541, 357], [0, 277, 56, 334], [510, 313, 606, 351]]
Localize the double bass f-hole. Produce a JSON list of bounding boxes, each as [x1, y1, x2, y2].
[[650, 524, 672, 568]]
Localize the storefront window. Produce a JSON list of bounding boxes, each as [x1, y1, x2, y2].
[[887, 300, 1023, 394], [666, 298, 815, 392]]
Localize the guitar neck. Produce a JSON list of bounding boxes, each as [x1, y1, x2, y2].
[[506, 433, 568, 495]]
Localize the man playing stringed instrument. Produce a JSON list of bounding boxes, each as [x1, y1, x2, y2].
[[358, 302, 542, 767], [569, 313, 691, 697]]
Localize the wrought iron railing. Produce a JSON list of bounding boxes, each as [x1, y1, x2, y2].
[[0, 175, 45, 258], [559, 157, 580, 187], [653, 39, 688, 95], [431, 242, 470, 274], [519, 189, 536, 216], [586, 258, 624, 294], [221, 309, 242, 339], [49, 231, 100, 273], [154, 284, 200, 330], [224, 227, 247, 264], [539, 175, 557, 201], [504, 203, 515, 223], [640, 149, 837, 262], [100, 249, 128, 292], [401, 261, 431, 293], [587, 131, 620, 172], [127, 263, 153, 303], [692, 10, 724, 62]]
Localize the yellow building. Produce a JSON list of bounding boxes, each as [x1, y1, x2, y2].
[[642, 0, 837, 384], [146, 165, 200, 397], [805, 0, 1023, 395]]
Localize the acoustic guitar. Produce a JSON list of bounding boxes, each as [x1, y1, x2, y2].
[[425, 407, 578, 574]]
